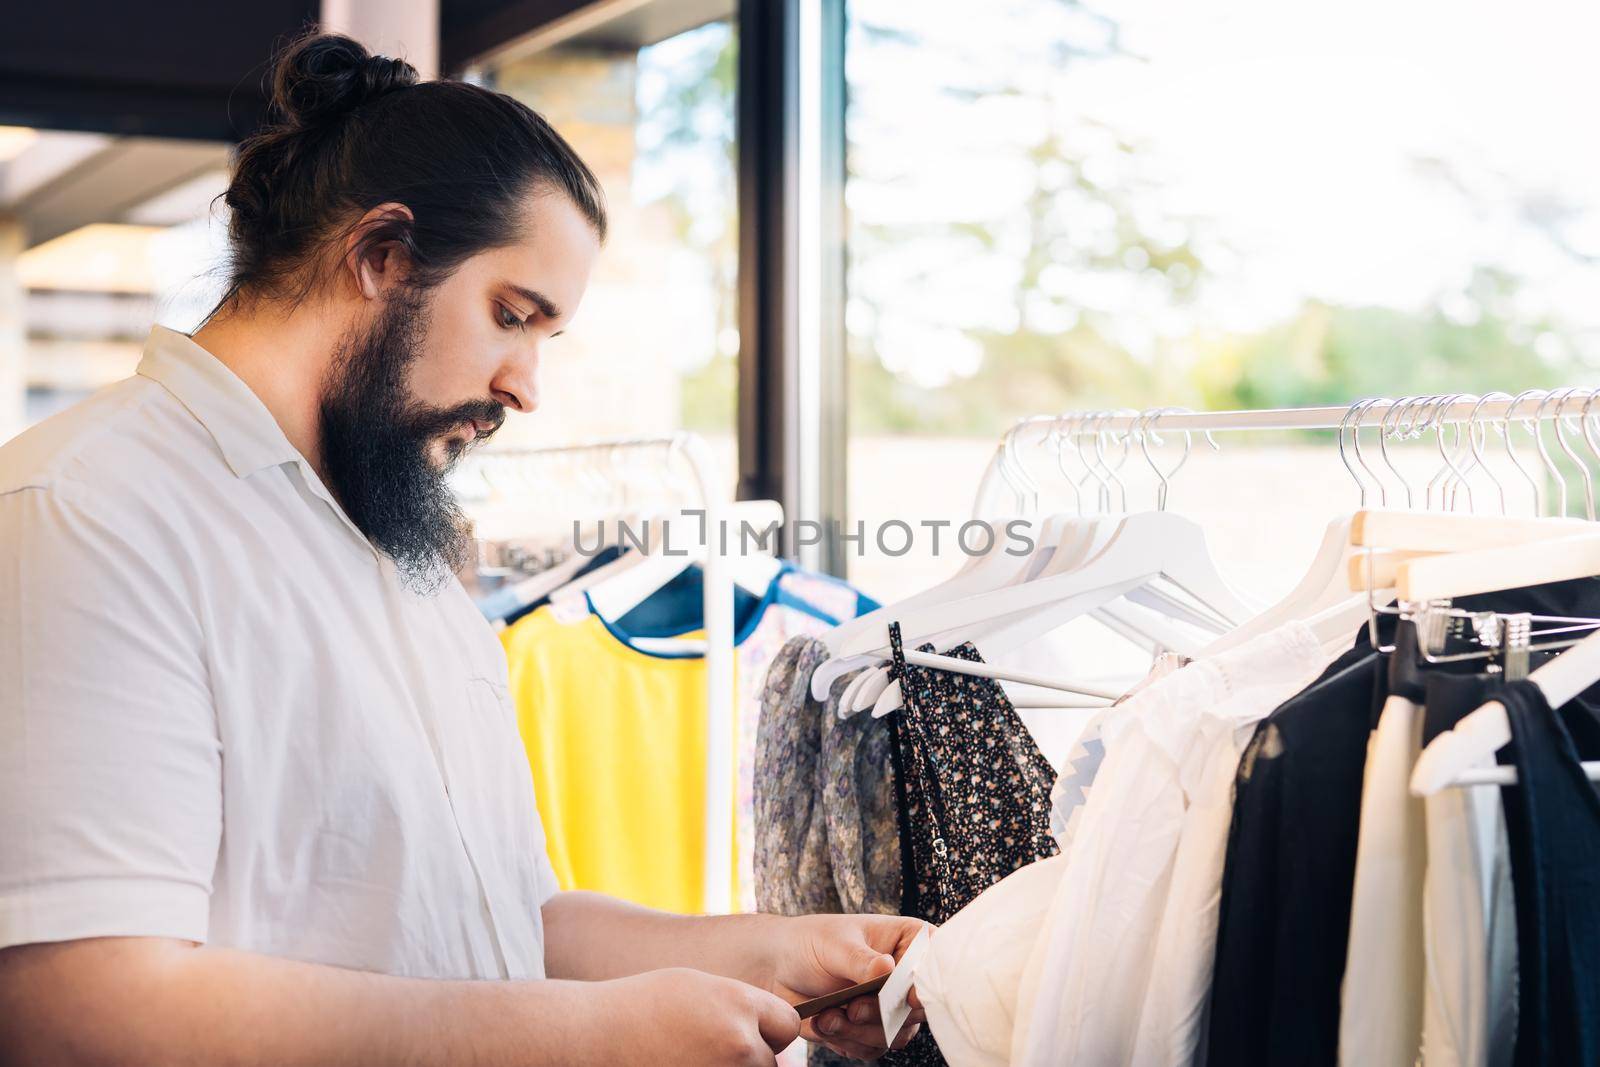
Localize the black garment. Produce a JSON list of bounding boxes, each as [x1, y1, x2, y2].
[[1401, 662, 1600, 1067], [1207, 643, 1380, 1067], [1422, 653, 1600, 749], [1423, 670, 1504, 747], [1207, 576, 1600, 1067], [1497, 680, 1600, 1066], [882, 622, 1058, 1067]]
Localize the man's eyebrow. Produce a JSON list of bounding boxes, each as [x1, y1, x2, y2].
[[503, 284, 562, 320]]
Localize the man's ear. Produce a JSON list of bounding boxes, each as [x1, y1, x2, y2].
[[342, 202, 416, 300]]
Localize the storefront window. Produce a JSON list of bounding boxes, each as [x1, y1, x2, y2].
[[486, 19, 739, 486], [843, 0, 1600, 605]]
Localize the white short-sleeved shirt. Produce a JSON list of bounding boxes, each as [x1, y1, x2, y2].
[[0, 326, 559, 979]]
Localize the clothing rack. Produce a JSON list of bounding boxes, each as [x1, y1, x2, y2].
[[974, 392, 1599, 517], [1004, 393, 1590, 436], [461, 432, 737, 914]]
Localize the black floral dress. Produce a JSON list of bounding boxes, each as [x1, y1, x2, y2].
[[884, 621, 1059, 1066]]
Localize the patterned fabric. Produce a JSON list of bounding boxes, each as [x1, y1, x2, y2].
[[822, 681, 903, 916], [754, 636, 902, 1067], [754, 637, 842, 916], [886, 622, 1060, 1066], [1048, 719, 1106, 847]]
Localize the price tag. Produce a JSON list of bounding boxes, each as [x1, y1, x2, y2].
[[877, 925, 931, 1046]]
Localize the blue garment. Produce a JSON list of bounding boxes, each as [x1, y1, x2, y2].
[[613, 562, 878, 639]]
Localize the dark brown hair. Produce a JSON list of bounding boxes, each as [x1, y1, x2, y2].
[[217, 31, 607, 308]]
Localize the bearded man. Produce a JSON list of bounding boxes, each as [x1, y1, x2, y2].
[[0, 32, 923, 1066]]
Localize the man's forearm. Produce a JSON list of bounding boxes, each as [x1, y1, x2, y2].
[[0, 937, 613, 1067], [542, 891, 781, 988]]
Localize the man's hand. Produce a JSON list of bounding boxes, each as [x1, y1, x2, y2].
[[542, 893, 929, 1060], [590, 968, 801, 1066], [762, 914, 928, 1060]]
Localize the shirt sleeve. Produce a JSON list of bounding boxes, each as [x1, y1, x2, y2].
[[0, 484, 221, 950], [534, 837, 561, 906]]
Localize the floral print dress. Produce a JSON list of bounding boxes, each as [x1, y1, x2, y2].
[[884, 621, 1059, 1066]]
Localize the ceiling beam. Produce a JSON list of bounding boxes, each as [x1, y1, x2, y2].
[[11, 137, 230, 248]]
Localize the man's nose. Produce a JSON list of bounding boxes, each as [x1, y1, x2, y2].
[[492, 347, 541, 414]]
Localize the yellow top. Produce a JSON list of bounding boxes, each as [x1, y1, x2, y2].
[[501, 606, 735, 914]]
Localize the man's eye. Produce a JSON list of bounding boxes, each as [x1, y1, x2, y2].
[[497, 305, 522, 330]]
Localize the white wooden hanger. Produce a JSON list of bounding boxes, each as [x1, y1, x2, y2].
[[836, 662, 883, 716], [927, 511, 1108, 644], [856, 548, 1217, 717], [840, 428, 1257, 716], [837, 511, 1256, 662], [856, 576, 1142, 717], [872, 645, 1122, 717], [1002, 685, 1116, 709], [853, 509, 1253, 717], [1411, 629, 1600, 792], [970, 511, 1226, 646], [548, 508, 679, 611], [848, 516, 1217, 716], [829, 509, 1128, 710], [821, 414, 1234, 710], [1392, 532, 1600, 603], [1086, 597, 1212, 658], [810, 426, 1063, 699], [1040, 410, 1242, 637], [862, 591, 1176, 718], [883, 519, 1233, 668], [819, 414, 1178, 703], [809, 514, 1058, 700], [842, 513, 1115, 713], [1200, 516, 1374, 657], [560, 500, 784, 624], [1363, 514, 1600, 792], [1305, 593, 1383, 652]]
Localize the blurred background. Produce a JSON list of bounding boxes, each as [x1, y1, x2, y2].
[[4, 0, 1599, 603]]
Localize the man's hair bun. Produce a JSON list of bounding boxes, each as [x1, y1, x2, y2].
[[270, 33, 418, 128]]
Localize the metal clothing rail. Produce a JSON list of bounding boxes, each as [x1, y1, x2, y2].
[[1005, 393, 1600, 436], [463, 432, 737, 915], [974, 391, 1600, 518]]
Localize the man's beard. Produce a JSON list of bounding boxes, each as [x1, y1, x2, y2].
[[319, 288, 504, 595]]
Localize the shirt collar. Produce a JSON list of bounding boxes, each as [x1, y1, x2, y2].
[[136, 325, 304, 479], [137, 326, 385, 565]]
